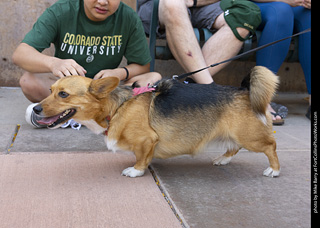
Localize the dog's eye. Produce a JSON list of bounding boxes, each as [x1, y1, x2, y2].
[[58, 91, 69, 98]]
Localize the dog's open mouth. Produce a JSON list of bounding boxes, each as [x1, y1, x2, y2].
[[37, 109, 76, 128]]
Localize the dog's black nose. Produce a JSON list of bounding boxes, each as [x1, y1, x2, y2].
[[33, 104, 43, 115]]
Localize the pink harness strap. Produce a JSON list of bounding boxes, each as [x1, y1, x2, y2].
[[132, 86, 155, 96]]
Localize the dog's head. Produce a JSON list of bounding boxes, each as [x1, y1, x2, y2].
[[34, 76, 120, 129]]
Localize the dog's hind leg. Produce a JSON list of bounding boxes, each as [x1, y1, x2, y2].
[[213, 149, 240, 166], [243, 138, 280, 178], [261, 142, 280, 177]]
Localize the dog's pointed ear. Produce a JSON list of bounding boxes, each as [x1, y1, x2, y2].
[[89, 77, 120, 99]]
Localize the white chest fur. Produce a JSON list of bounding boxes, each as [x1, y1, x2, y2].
[[76, 119, 119, 153]]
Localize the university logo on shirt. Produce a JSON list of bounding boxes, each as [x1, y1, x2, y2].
[[60, 32, 122, 61]]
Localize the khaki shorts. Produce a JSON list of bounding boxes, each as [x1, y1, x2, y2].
[[137, 0, 223, 38]]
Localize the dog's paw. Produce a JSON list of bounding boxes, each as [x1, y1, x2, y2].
[[121, 167, 145, 178], [213, 155, 233, 166], [263, 167, 280, 178]]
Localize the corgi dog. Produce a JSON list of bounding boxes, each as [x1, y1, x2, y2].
[[33, 66, 280, 178]]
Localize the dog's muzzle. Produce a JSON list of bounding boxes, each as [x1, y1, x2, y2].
[[33, 104, 43, 115]]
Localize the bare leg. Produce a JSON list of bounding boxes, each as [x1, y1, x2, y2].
[[202, 14, 249, 77], [19, 72, 57, 103], [159, 0, 213, 84]]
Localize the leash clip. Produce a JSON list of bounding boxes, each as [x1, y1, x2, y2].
[[172, 75, 178, 80], [148, 83, 157, 89]]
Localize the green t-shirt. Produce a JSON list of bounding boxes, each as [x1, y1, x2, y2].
[[22, 0, 151, 78]]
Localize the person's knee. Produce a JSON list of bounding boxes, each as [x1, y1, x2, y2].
[[145, 72, 162, 85], [19, 72, 41, 102], [19, 72, 53, 102], [142, 72, 162, 85], [125, 72, 162, 87], [159, 0, 186, 24], [19, 72, 34, 94], [160, 0, 183, 12], [151, 72, 162, 82]]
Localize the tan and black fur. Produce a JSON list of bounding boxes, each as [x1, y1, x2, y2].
[[34, 66, 280, 178]]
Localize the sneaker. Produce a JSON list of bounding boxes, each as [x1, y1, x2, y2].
[[25, 103, 47, 128]]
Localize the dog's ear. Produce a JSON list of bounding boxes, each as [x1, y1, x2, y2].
[[89, 77, 120, 99]]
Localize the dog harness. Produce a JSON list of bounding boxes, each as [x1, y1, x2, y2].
[[132, 86, 155, 96]]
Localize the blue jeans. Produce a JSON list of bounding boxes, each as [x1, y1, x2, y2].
[[255, 2, 311, 94]]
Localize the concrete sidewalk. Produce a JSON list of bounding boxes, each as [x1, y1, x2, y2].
[[0, 88, 182, 228], [0, 87, 311, 227]]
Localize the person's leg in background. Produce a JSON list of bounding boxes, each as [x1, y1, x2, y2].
[[254, 2, 294, 123], [292, 6, 311, 118], [158, 0, 213, 84], [255, 2, 294, 72]]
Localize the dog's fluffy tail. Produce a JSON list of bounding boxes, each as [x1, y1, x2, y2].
[[250, 66, 279, 124]]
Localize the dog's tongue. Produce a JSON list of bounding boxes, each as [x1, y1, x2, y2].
[[37, 115, 60, 125]]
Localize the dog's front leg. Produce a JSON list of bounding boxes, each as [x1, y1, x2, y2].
[[122, 137, 158, 178]]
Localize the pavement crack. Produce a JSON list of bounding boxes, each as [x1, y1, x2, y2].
[[5, 124, 21, 154], [148, 165, 189, 228]]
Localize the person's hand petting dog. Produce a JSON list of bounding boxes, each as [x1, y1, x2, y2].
[[93, 68, 127, 80], [49, 58, 87, 78]]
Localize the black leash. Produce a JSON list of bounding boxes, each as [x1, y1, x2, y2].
[[173, 28, 311, 81]]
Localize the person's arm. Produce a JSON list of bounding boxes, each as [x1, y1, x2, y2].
[[12, 43, 87, 78], [12, 3, 87, 78], [93, 63, 150, 81]]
